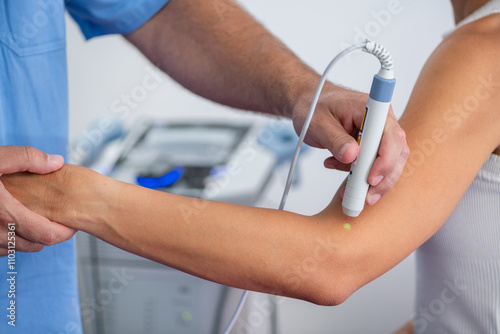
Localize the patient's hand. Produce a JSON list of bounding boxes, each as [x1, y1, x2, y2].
[[1, 164, 86, 234], [2, 164, 116, 235], [0, 146, 75, 256]]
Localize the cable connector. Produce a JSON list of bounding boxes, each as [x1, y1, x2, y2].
[[363, 40, 394, 71]]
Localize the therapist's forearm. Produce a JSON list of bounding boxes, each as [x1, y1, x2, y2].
[[125, 0, 326, 117]]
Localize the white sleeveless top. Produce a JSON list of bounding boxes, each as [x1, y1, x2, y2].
[[415, 5, 500, 332]]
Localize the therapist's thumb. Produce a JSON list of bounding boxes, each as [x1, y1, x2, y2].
[[325, 130, 359, 164], [0, 146, 64, 175]]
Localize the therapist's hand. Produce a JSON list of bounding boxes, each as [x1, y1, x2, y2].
[[0, 146, 76, 256], [291, 84, 410, 205]]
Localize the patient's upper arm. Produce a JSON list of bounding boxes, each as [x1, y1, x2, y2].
[[311, 24, 500, 302]]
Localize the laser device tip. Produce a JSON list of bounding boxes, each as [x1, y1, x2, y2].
[[342, 207, 361, 218]]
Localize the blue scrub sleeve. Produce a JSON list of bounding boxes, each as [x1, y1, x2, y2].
[[66, 0, 169, 39]]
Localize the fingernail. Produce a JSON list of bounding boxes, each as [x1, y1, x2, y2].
[[339, 143, 351, 159], [371, 175, 384, 187], [368, 194, 381, 205], [48, 154, 64, 166]]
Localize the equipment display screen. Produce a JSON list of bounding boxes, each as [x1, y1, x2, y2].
[[124, 123, 249, 167]]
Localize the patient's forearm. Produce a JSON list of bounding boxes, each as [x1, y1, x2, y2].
[[17, 165, 343, 304], [2, 165, 350, 304], [83, 176, 312, 296]]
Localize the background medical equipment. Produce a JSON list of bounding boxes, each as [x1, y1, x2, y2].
[[73, 119, 300, 334]]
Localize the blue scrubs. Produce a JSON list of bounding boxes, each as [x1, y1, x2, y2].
[[0, 0, 167, 332]]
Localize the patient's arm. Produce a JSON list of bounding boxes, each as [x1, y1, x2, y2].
[[3, 17, 500, 305], [393, 321, 413, 334]]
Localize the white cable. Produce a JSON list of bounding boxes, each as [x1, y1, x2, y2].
[[222, 42, 368, 334], [221, 290, 249, 334], [278, 42, 367, 210]]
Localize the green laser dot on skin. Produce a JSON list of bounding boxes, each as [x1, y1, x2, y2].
[[181, 311, 193, 322], [343, 223, 351, 230]]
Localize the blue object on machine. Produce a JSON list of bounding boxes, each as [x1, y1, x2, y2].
[[136, 166, 185, 189]]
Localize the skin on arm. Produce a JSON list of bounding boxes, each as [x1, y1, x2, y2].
[[125, 0, 409, 202], [393, 321, 413, 334], [3, 15, 500, 305]]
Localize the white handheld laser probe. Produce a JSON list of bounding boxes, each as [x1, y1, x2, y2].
[[342, 43, 396, 217]]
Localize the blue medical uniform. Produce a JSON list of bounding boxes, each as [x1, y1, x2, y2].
[[0, 0, 167, 332]]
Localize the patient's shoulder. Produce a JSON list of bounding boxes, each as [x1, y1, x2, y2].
[[430, 15, 500, 80], [405, 15, 500, 147], [456, 12, 500, 35], [447, 13, 500, 51]]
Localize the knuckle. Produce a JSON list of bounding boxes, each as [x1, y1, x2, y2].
[[40, 231, 56, 246], [397, 128, 407, 142], [391, 171, 402, 185], [371, 183, 389, 196], [402, 145, 411, 160], [31, 244, 44, 252], [374, 158, 392, 175], [22, 242, 44, 253], [24, 146, 40, 163], [378, 183, 392, 195], [0, 211, 13, 225], [328, 136, 345, 159], [383, 174, 398, 191]]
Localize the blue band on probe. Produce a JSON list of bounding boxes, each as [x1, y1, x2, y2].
[[369, 75, 396, 103]]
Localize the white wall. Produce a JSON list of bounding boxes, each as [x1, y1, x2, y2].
[[66, 0, 454, 333]]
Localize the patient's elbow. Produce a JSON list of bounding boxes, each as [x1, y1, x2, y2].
[[281, 266, 357, 306], [309, 279, 356, 306]]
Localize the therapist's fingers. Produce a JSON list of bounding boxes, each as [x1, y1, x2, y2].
[[291, 87, 367, 164], [12, 204, 76, 246], [0, 146, 64, 175], [366, 111, 409, 204], [323, 156, 351, 171], [0, 188, 75, 251], [367, 148, 409, 205], [308, 93, 365, 164], [0, 234, 45, 256]]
